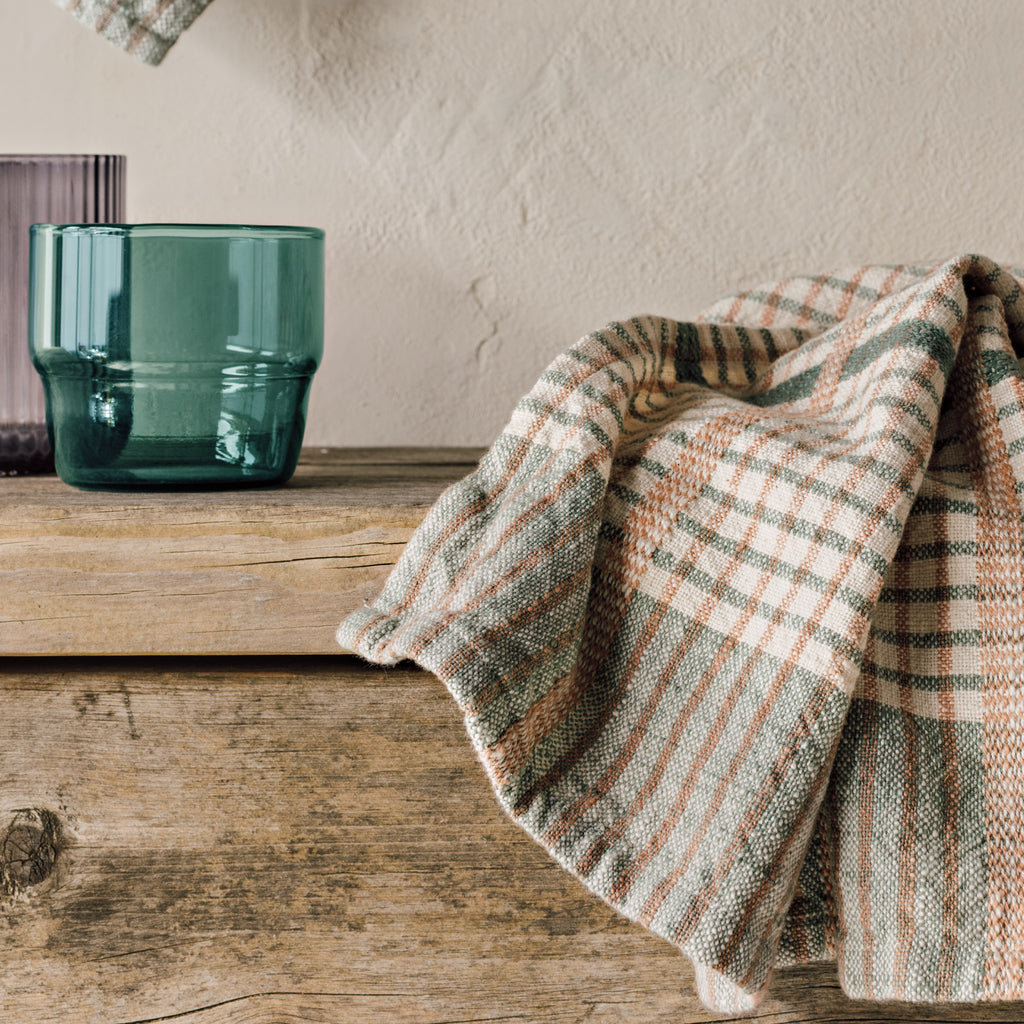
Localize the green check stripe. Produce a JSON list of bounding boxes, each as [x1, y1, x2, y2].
[[339, 254, 1024, 1013]]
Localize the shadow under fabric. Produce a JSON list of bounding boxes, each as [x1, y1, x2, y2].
[[338, 254, 1024, 1014], [53, 0, 214, 65]]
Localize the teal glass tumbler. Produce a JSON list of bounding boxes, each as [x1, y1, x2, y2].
[[28, 223, 324, 489]]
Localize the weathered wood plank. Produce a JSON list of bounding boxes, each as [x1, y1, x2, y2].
[[0, 447, 483, 657], [2, 657, 1022, 1024]]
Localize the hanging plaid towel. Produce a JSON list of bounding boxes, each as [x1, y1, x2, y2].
[[53, 0, 213, 65], [337, 253, 1024, 1014]]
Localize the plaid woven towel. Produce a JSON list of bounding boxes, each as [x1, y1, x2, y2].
[[53, 0, 213, 64], [338, 253, 1024, 1013]]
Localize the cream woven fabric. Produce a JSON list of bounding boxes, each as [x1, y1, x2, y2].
[[53, 0, 213, 64], [340, 254, 1024, 1013]]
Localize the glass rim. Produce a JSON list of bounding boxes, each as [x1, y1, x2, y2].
[[30, 222, 325, 240], [0, 154, 125, 162]]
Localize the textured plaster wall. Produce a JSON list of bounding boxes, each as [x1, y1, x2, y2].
[[2, 0, 1023, 446]]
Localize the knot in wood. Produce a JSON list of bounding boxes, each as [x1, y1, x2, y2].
[[1, 808, 62, 895]]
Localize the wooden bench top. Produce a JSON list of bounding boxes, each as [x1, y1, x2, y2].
[[1, 447, 483, 656], [4, 448, 1021, 1023]]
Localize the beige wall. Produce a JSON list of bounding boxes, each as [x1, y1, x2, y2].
[[3, 0, 1022, 446]]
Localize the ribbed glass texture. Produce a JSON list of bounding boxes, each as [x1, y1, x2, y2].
[[0, 155, 125, 473], [29, 223, 324, 490]]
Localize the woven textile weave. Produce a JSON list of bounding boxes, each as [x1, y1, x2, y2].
[[53, 0, 213, 64], [338, 253, 1024, 1013]]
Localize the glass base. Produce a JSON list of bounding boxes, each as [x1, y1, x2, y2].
[[59, 435, 303, 490], [42, 372, 312, 491], [0, 423, 54, 475]]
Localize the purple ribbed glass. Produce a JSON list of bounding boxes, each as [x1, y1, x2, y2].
[[1, 155, 125, 474]]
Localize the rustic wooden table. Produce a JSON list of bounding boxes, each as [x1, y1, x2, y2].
[[2, 448, 1021, 1023]]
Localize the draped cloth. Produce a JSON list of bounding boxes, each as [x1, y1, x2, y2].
[[338, 254, 1024, 1013], [53, 0, 213, 64]]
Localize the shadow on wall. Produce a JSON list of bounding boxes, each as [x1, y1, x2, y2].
[[193, 0, 448, 163]]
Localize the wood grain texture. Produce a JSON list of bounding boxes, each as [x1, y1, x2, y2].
[[6, 448, 1023, 1023], [2, 657, 1023, 1024], [0, 447, 483, 657]]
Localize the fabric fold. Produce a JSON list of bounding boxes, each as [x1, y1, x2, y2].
[[53, 0, 213, 65], [338, 253, 1024, 1013]]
